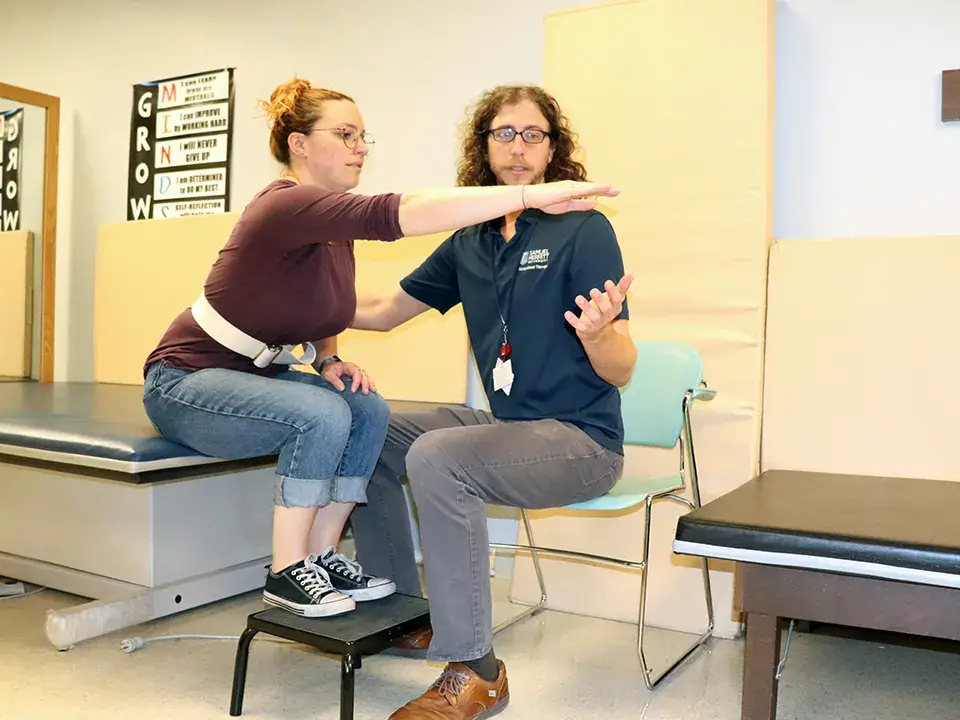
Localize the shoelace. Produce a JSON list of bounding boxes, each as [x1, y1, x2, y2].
[[291, 557, 335, 599], [435, 667, 470, 698], [324, 551, 366, 582]]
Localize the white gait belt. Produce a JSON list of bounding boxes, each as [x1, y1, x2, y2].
[[191, 293, 317, 369]]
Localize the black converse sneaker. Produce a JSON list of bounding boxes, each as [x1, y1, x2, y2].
[[263, 554, 356, 617], [318, 546, 396, 601]]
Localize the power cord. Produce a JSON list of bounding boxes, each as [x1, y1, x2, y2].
[[0, 586, 46, 601], [120, 633, 295, 653], [0, 578, 290, 654]]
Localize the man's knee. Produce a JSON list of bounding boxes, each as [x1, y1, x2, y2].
[[406, 429, 461, 491]]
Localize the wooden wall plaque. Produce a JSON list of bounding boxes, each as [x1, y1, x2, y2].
[[942, 69, 960, 122]]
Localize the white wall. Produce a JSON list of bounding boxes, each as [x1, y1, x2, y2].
[[774, 0, 960, 239], [6, 0, 954, 376], [1, 0, 613, 383]]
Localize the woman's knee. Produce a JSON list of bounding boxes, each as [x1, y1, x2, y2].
[[363, 392, 391, 437], [299, 391, 353, 442], [341, 389, 390, 434]]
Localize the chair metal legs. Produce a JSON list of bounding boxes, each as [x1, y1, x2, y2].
[[637, 493, 716, 690], [487, 376, 716, 685], [488, 490, 715, 689], [490, 508, 547, 635]]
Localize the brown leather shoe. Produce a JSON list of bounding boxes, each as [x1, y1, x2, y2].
[[382, 626, 433, 658], [394, 626, 433, 650], [388, 661, 509, 719]]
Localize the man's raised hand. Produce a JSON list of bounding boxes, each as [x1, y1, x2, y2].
[[564, 273, 634, 340]]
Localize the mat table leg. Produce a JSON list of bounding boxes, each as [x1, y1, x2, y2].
[[741, 612, 781, 720], [340, 652, 357, 720], [230, 627, 259, 716]]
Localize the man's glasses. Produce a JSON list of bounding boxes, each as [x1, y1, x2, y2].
[[486, 127, 553, 144]]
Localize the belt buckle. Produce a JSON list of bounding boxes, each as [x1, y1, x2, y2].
[[253, 344, 282, 368]]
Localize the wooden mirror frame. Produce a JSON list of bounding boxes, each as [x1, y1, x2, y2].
[[0, 82, 59, 382]]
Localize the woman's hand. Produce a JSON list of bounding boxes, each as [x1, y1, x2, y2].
[[522, 180, 620, 214], [320, 359, 376, 394]]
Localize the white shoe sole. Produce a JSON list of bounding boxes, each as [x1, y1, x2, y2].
[[342, 580, 397, 602], [262, 591, 356, 617]]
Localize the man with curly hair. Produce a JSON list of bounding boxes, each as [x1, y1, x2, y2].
[[349, 85, 635, 719]]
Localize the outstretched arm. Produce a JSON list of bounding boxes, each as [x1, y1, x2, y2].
[[281, 179, 618, 248], [397, 181, 618, 237]]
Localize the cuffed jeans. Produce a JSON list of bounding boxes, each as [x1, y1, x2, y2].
[[143, 360, 390, 507], [350, 405, 623, 663]]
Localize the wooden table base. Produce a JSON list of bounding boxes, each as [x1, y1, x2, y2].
[[739, 563, 960, 720]]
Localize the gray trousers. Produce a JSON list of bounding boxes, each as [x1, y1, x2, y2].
[[349, 405, 624, 663]]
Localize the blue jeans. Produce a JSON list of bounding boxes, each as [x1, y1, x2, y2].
[[143, 360, 391, 507]]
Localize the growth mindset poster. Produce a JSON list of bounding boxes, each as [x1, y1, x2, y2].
[[127, 68, 235, 220], [0, 108, 24, 231]]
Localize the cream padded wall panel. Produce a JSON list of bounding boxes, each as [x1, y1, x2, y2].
[[0, 231, 34, 378], [761, 235, 960, 481], [94, 214, 237, 385], [510, 0, 774, 639], [338, 232, 469, 404], [94, 214, 468, 401]]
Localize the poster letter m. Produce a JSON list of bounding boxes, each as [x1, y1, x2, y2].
[[161, 83, 177, 105]]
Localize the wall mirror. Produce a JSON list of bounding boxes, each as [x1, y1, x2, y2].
[[0, 82, 59, 382]]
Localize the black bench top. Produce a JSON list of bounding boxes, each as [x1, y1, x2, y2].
[[0, 382, 204, 473], [248, 593, 430, 655], [0, 381, 459, 480], [673, 469, 960, 587]]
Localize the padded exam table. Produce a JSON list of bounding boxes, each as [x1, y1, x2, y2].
[[673, 469, 960, 720], [0, 380, 446, 650]]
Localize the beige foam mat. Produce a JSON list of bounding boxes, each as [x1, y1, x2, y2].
[[509, 0, 775, 640], [0, 231, 34, 377], [761, 235, 960, 481]]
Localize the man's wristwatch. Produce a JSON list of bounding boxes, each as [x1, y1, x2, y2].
[[318, 355, 342, 373]]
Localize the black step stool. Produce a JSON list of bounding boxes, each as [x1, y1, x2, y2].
[[230, 594, 430, 720]]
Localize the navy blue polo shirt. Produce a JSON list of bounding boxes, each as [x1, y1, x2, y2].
[[399, 208, 629, 456]]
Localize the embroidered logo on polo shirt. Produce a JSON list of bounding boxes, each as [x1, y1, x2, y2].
[[519, 248, 550, 271]]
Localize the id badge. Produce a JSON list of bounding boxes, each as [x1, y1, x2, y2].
[[493, 358, 514, 395]]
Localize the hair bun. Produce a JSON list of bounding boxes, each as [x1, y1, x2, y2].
[[259, 77, 312, 124]]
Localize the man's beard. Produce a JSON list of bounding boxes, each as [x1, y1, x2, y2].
[[493, 163, 547, 186]]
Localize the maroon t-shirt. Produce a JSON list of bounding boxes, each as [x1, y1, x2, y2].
[[144, 179, 404, 377]]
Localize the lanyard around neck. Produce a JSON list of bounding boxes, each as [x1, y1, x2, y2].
[[490, 229, 528, 360]]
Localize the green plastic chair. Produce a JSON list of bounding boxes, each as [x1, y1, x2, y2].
[[490, 340, 716, 689]]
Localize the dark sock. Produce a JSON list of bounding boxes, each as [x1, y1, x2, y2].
[[269, 557, 305, 576], [463, 649, 499, 682]]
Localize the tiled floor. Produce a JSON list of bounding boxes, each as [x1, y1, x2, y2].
[[1, 578, 959, 719]]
